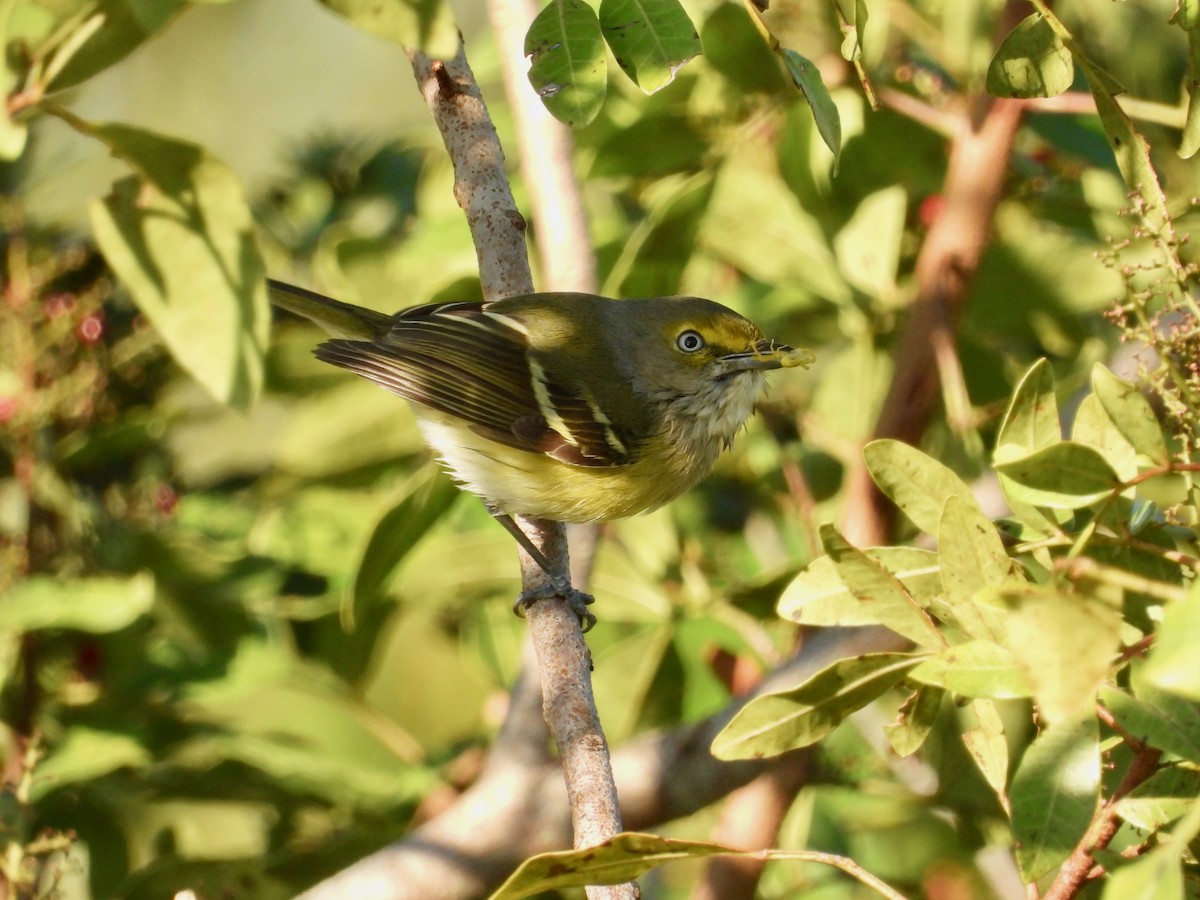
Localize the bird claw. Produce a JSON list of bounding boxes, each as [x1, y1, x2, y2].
[[513, 581, 597, 632]]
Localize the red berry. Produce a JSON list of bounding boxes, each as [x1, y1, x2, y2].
[[0, 396, 15, 422], [77, 313, 104, 344], [919, 194, 945, 229]]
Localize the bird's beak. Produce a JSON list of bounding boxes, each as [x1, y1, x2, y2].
[[720, 339, 815, 373]]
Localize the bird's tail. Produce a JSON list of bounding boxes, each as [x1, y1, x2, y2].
[[267, 279, 392, 341]]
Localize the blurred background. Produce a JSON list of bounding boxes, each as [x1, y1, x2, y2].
[[2, 0, 1198, 897]]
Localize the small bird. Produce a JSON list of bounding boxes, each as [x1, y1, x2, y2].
[[268, 280, 812, 629]]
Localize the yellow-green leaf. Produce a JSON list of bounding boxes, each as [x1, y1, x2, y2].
[[1010, 715, 1100, 882], [526, 0, 607, 126], [986, 13, 1073, 99], [712, 652, 923, 760], [85, 121, 269, 411], [599, 0, 701, 93]]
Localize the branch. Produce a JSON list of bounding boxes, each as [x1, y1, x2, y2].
[[841, 95, 1024, 545], [295, 626, 906, 899], [299, 40, 631, 900]]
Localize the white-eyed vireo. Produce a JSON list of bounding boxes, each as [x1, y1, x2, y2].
[[268, 280, 813, 628]]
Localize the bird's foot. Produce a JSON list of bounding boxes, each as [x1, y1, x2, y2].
[[513, 581, 597, 633]]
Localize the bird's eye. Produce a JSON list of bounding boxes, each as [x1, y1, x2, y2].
[[676, 330, 705, 353]]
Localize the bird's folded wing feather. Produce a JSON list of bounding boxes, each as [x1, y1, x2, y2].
[[315, 301, 635, 467]]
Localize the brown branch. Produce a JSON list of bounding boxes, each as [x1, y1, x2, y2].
[[1042, 744, 1163, 900], [298, 627, 905, 898], [299, 41, 631, 900], [688, 753, 814, 900], [840, 95, 1025, 546]]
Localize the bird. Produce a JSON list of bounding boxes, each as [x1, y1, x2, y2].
[[267, 279, 812, 629]]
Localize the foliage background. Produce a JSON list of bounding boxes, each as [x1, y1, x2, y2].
[[2, 0, 1199, 898]]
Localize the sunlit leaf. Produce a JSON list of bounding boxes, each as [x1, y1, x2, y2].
[[598, 0, 701, 93], [1101, 681, 1200, 764], [995, 358, 1060, 460], [779, 49, 841, 169], [1079, 55, 1173, 236], [318, 0, 457, 57], [489, 832, 906, 899], [1102, 798, 1200, 900], [33, 727, 152, 800], [1145, 581, 1200, 700], [884, 685, 943, 757], [711, 652, 922, 760], [863, 439, 977, 536], [995, 442, 1121, 509], [525, 0, 607, 127], [986, 13, 1073, 98], [963, 699, 1009, 799], [0, 573, 154, 634], [1091, 364, 1169, 465], [1072, 393, 1140, 481], [1117, 766, 1200, 832], [989, 582, 1122, 723], [85, 121, 269, 411], [778, 547, 941, 630], [43, 0, 187, 92], [1010, 715, 1100, 882], [937, 494, 1012, 642], [1174, 2, 1200, 158], [814, 524, 944, 649], [909, 640, 1032, 699], [834, 186, 906, 300]]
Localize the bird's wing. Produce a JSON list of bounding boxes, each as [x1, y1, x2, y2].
[[315, 301, 635, 467]]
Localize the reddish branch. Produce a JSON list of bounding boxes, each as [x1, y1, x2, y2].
[[841, 96, 1025, 546]]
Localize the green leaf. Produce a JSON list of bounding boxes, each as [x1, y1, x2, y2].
[[317, 0, 457, 57], [1102, 798, 1200, 900], [84, 121, 269, 411], [963, 699, 1010, 799], [884, 685, 943, 757], [1091, 364, 1169, 465], [598, 0, 701, 93], [834, 186, 906, 300], [778, 547, 941, 630], [0, 573, 154, 633], [351, 471, 461, 621], [986, 13, 1073, 98], [779, 49, 842, 170], [1174, 3, 1200, 158], [32, 727, 151, 800], [1101, 682, 1200, 764], [0, 1, 28, 160], [525, 0, 607, 127], [1072, 393, 1140, 482], [815, 524, 944, 649], [1010, 716, 1100, 882], [1117, 766, 1200, 832], [994, 442, 1121, 509], [1079, 56, 1173, 237], [863, 439, 977, 536], [990, 582, 1123, 723], [489, 832, 907, 900], [1145, 581, 1200, 699], [712, 652, 922, 760], [43, 0, 187, 92], [995, 358, 1060, 461], [937, 494, 1012, 642], [909, 640, 1032, 699]]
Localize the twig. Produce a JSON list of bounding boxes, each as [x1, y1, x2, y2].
[[841, 94, 1024, 545], [1042, 743, 1163, 900]]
